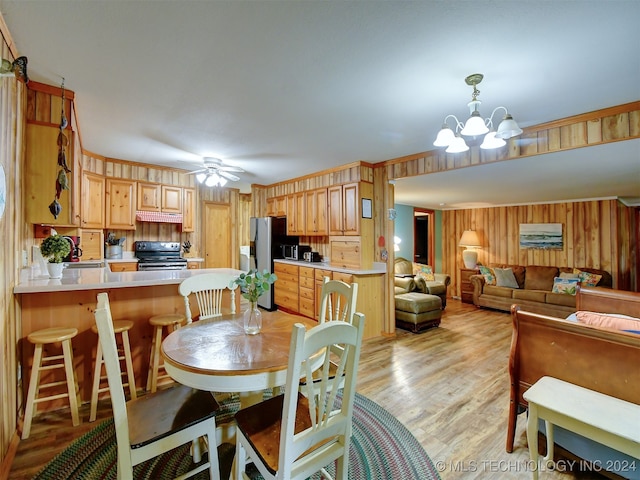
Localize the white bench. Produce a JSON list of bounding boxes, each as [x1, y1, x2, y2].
[[523, 376, 640, 479]]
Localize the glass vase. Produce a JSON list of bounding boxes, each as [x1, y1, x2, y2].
[[243, 301, 262, 335]]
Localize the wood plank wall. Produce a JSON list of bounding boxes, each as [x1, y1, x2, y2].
[[0, 19, 27, 472]]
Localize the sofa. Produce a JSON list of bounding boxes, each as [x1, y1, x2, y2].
[[393, 258, 450, 332], [470, 264, 612, 318]]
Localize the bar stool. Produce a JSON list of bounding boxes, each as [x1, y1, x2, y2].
[[89, 319, 137, 422], [22, 327, 80, 439], [146, 313, 185, 393]]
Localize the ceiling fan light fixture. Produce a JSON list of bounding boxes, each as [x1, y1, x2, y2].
[[196, 173, 207, 183]]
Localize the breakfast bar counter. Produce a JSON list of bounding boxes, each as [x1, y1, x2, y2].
[[15, 267, 244, 412]]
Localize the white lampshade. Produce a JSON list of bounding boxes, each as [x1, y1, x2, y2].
[[433, 125, 455, 147], [461, 112, 489, 137], [445, 135, 469, 153], [196, 173, 207, 183], [480, 131, 507, 150], [495, 114, 523, 139], [459, 230, 481, 248]]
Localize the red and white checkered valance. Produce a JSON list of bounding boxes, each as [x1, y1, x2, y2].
[[135, 211, 183, 224]]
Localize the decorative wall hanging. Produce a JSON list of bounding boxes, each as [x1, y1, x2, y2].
[[519, 223, 563, 250], [49, 78, 70, 219], [0, 56, 29, 83]]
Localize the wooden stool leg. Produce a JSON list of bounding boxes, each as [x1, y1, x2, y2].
[[89, 340, 103, 422], [22, 344, 43, 439], [146, 326, 158, 392], [62, 339, 80, 427], [149, 325, 164, 393], [121, 330, 137, 400]]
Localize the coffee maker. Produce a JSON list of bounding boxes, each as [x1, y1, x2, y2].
[[62, 236, 83, 262]]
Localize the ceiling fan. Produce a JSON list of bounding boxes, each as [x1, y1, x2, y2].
[[185, 157, 244, 187]]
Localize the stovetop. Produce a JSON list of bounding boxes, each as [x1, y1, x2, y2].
[[134, 241, 185, 263]]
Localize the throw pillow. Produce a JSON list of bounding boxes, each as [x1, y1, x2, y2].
[[573, 268, 602, 287], [559, 272, 579, 280], [552, 277, 579, 295], [413, 263, 435, 282], [576, 311, 640, 331], [478, 265, 496, 286], [494, 267, 520, 289]]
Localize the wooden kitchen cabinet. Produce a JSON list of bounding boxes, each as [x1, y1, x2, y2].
[[181, 188, 196, 232], [108, 262, 138, 272], [25, 123, 80, 226], [286, 192, 305, 235], [106, 178, 137, 230], [80, 229, 103, 260], [314, 268, 333, 318], [328, 182, 360, 236], [305, 188, 328, 236], [81, 172, 105, 229], [298, 266, 316, 318], [274, 263, 299, 313], [137, 182, 161, 212], [266, 196, 286, 217], [187, 261, 200, 270], [161, 185, 182, 213]]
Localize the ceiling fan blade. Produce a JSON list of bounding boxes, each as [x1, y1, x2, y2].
[[217, 165, 244, 173], [185, 167, 207, 175], [218, 170, 240, 182]]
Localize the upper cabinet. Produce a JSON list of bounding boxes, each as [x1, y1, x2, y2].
[[181, 188, 196, 232], [286, 192, 305, 235], [137, 183, 182, 213], [328, 182, 360, 236], [106, 178, 137, 230], [81, 172, 105, 229], [25, 124, 80, 226], [266, 195, 287, 217], [305, 188, 328, 236]]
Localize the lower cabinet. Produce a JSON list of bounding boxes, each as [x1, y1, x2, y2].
[[274, 263, 299, 312], [298, 266, 315, 318], [108, 262, 138, 272]]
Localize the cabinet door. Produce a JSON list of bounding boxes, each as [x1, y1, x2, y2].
[[26, 124, 79, 226], [328, 185, 344, 235], [106, 179, 137, 230], [266, 197, 276, 217], [162, 185, 182, 213], [305, 188, 328, 236], [181, 188, 196, 232], [286, 193, 305, 235], [342, 183, 360, 235], [275, 196, 287, 217], [137, 183, 161, 211], [81, 172, 105, 229]]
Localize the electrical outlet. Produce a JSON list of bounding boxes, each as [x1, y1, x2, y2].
[[22, 250, 28, 267]]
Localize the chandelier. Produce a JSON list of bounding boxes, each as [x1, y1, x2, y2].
[[433, 73, 523, 153]]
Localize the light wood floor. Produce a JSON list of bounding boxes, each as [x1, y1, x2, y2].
[[9, 299, 608, 479]]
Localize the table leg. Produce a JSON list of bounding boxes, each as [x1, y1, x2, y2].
[[239, 390, 263, 409], [527, 403, 540, 480], [543, 420, 554, 468]]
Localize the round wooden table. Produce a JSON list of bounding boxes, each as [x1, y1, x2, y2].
[[161, 313, 317, 404]]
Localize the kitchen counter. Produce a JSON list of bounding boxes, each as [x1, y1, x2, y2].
[[273, 259, 386, 275], [15, 266, 244, 294]]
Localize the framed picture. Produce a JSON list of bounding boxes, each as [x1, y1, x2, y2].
[[519, 223, 563, 249], [362, 198, 372, 219]]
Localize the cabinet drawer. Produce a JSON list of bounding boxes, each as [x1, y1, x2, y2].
[[275, 289, 298, 311], [299, 266, 314, 279], [109, 262, 138, 272], [330, 240, 361, 269], [332, 272, 354, 284], [315, 269, 333, 281], [299, 298, 315, 318], [276, 278, 298, 295], [299, 286, 314, 300], [275, 263, 299, 276], [299, 275, 315, 289]]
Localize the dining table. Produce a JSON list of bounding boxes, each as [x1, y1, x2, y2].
[[161, 312, 318, 408]]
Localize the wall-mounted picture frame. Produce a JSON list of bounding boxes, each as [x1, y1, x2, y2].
[[362, 198, 372, 219], [519, 223, 563, 249]]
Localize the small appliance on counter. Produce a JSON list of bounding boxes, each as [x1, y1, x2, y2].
[[282, 244, 311, 261], [62, 236, 82, 262], [303, 251, 322, 263]]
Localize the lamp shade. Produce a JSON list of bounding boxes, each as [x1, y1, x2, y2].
[[459, 230, 481, 248], [460, 112, 489, 137], [445, 135, 469, 153], [433, 125, 455, 147], [480, 131, 506, 150], [495, 114, 523, 139]]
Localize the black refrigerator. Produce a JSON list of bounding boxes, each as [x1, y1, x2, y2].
[[249, 216, 297, 310]]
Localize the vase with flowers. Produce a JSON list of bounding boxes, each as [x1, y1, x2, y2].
[[40, 234, 71, 278], [231, 269, 277, 335]]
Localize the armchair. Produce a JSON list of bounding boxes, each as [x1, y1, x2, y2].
[[394, 257, 450, 308]]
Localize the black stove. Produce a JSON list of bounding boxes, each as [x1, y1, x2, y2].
[[134, 241, 188, 271]]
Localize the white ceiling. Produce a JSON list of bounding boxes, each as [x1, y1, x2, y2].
[[2, 1, 639, 207]]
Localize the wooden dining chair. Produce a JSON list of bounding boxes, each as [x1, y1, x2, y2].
[[179, 273, 239, 323], [234, 312, 365, 480], [94, 292, 221, 480]]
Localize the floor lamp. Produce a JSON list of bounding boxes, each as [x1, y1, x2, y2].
[[459, 230, 481, 269]]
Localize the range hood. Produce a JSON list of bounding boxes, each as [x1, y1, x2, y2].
[[135, 211, 183, 224]]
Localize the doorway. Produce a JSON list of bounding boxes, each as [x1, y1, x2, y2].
[[414, 208, 434, 266], [203, 202, 231, 268]]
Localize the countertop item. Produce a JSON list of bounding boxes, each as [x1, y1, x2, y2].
[[273, 259, 386, 275], [15, 267, 244, 294]]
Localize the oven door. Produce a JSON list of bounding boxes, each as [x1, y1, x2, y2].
[[137, 262, 187, 271]]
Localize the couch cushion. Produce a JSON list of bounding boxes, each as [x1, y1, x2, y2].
[[573, 268, 602, 287], [513, 289, 547, 303], [479, 265, 496, 286], [494, 267, 520, 288], [490, 264, 526, 288], [413, 263, 435, 281], [524, 266, 559, 291], [395, 292, 442, 314], [546, 292, 577, 307], [576, 311, 640, 331], [413, 276, 428, 294], [551, 277, 579, 295], [483, 285, 515, 298], [424, 282, 446, 296]]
